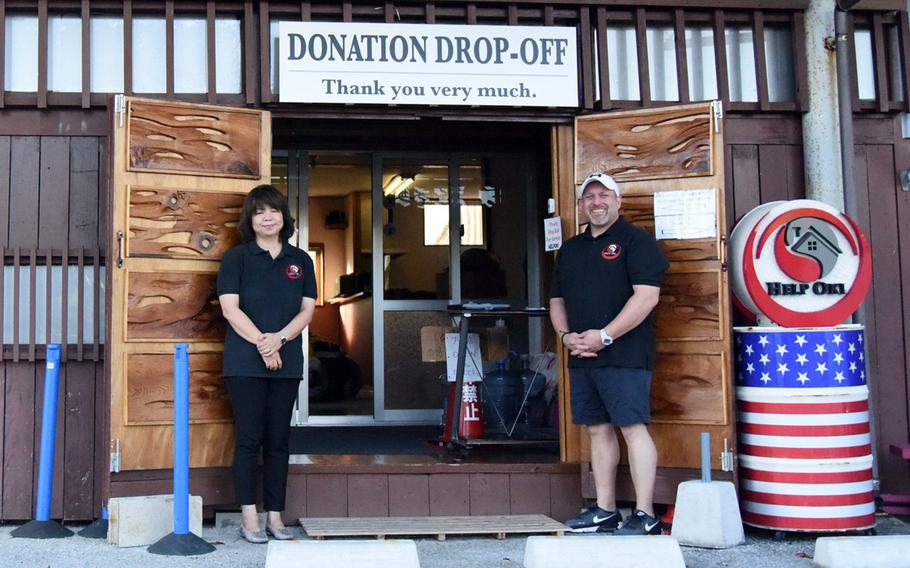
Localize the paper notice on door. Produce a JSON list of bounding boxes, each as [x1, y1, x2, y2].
[[653, 189, 717, 240], [445, 333, 484, 382], [544, 217, 563, 251]]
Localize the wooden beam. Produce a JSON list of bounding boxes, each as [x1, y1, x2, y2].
[[81, 0, 90, 108], [595, 7, 611, 110], [753, 11, 770, 110], [38, 0, 48, 108], [636, 7, 650, 106], [674, 8, 689, 103], [206, 0, 216, 103]]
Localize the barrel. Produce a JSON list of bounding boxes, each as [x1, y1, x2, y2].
[[735, 325, 875, 532]]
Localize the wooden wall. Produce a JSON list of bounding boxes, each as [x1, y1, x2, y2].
[[110, 463, 583, 523], [1, 112, 908, 519], [0, 130, 108, 521], [853, 115, 910, 495]]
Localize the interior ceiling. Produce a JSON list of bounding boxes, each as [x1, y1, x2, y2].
[[283, 154, 484, 198]]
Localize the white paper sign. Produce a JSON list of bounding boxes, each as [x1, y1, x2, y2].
[[653, 189, 717, 240], [544, 217, 563, 251], [444, 333, 483, 382], [278, 22, 578, 107]]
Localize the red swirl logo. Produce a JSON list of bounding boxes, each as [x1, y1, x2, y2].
[[286, 264, 303, 279], [601, 243, 622, 260]]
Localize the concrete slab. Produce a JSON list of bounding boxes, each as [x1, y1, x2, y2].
[[107, 494, 203, 548], [265, 539, 420, 568], [814, 535, 910, 568], [523, 535, 686, 568], [671, 480, 745, 548]]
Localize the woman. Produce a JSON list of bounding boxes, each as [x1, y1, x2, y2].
[[217, 184, 317, 543]]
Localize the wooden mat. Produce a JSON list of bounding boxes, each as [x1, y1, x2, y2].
[[299, 514, 566, 540]]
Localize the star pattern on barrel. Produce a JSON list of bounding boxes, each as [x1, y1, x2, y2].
[[736, 329, 866, 388]]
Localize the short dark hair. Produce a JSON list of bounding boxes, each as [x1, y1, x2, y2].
[[237, 184, 296, 243]]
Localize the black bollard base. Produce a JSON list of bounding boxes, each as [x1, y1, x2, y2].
[[148, 531, 216, 556], [11, 520, 75, 539], [78, 517, 108, 539]]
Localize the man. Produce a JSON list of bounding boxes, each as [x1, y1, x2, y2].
[[550, 172, 669, 535]]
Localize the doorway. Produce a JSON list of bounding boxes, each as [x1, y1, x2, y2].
[[276, 150, 546, 427]]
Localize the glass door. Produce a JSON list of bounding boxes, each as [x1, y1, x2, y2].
[[374, 156, 454, 422]]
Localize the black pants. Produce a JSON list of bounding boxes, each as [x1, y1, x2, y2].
[[224, 376, 300, 512]]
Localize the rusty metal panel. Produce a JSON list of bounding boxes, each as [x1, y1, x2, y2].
[[126, 270, 223, 341], [575, 104, 714, 183], [126, 352, 230, 425], [126, 100, 262, 178], [127, 187, 244, 259]]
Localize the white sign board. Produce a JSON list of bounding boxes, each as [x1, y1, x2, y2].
[[653, 189, 717, 240], [278, 22, 578, 107], [444, 333, 483, 382], [544, 216, 563, 251]]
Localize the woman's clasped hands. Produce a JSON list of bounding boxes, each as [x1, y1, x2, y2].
[[257, 332, 283, 371]]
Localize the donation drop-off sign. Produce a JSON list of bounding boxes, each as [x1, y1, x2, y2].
[[278, 22, 578, 107]]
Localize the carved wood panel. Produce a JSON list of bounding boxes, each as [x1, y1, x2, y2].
[[651, 353, 726, 424], [576, 106, 713, 183], [655, 271, 721, 341], [126, 352, 231, 424], [620, 194, 719, 262], [127, 100, 262, 178], [126, 271, 223, 340], [128, 187, 244, 259]]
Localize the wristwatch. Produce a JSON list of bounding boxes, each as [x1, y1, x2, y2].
[[279, 334, 287, 346], [599, 329, 614, 346]]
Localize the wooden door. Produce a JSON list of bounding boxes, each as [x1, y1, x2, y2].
[[109, 97, 271, 470], [572, 102, 733, 490]]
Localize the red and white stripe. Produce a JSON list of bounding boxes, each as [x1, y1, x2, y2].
[[737, 389, 875, 531]]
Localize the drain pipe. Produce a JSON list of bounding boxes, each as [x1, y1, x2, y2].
[[835, 6, 858, 223], [834, 0, 879, 489]]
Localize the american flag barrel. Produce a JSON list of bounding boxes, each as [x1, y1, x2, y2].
[[734, 325, 875, 532]]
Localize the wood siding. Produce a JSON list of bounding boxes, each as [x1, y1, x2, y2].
[[109, 465, 584, 523], [853, 114, 910, 495], [0, 360, 105, 521], [1, 111, 908, 518], [0, 133, 108, 521]]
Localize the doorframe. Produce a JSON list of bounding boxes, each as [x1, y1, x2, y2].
[[279, 148, 543, 425]]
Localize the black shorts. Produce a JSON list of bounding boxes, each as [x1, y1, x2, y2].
[[569, 366, 652, 426]]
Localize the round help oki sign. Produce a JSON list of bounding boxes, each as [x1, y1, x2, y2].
[[729, 199, 872, 328]]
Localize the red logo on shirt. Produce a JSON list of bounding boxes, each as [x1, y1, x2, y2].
[[286, 264, 303, 279], [601, 244, 622, 260]]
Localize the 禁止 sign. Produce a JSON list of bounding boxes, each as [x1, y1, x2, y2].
[[728, 199, 872, 328], [277, 22, 578, 107]]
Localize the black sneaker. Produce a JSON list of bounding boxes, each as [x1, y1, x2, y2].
[[564, 505, 623, 533], [615, 509, 662, 535]]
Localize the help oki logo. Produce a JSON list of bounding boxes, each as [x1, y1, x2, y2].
[[729, 200, 872, 328]]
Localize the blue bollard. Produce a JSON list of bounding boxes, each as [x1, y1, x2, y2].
[[148, 344, 214, 556], [11, 345, 74, 538], [173, 343, 190, 535], [700, 432, 712, 483]]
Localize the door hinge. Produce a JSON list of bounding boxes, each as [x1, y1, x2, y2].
[[720, 438, 734, 472], [712, 100, 723, 133], [114, 94, 126, 129], [110, 438, 121, 473]]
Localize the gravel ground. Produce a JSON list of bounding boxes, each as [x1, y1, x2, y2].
[[0, 515, 906, 567]]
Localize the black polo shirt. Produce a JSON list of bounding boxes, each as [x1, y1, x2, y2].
[[217, 241, 317, 379], [551, 216, 668, 369]]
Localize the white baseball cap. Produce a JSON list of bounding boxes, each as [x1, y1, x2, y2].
[[577, 172, 620, 198]]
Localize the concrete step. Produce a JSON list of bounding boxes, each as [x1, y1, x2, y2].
[[524, 534, 685, 568], [265, 539, 420, 568]]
